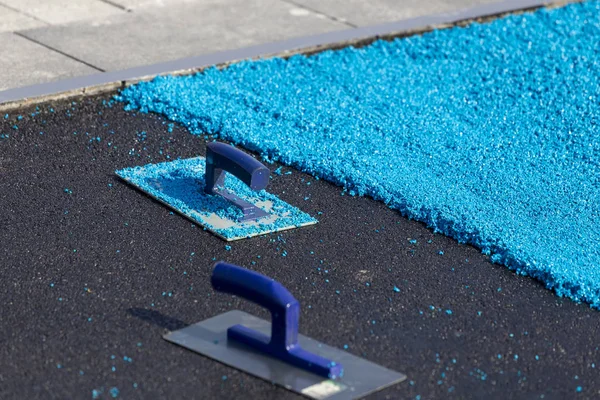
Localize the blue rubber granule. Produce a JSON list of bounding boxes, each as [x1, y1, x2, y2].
[[109, 387, 119, 398], [117, 2, 600, 307]]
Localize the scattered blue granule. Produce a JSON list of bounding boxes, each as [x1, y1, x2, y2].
[[470, 368, 488, 381], [274, 166, 283, 175], [116, 157, 316, 239], [64, 188, 72, 194], [109, 387, 119, 398], [393, 286, 400, 292], [116, 1, 600, 308], [224, 245, 232, 251]]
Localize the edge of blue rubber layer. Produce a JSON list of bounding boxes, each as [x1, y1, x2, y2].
[[115, 1, 600, 308], [116, 157, 317, 241]]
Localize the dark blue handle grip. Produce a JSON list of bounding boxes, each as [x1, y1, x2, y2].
[[204, 142, 270, 222], [204, 142, 269, 193], [212, 262, 343, 379], [211, 261, 297, 312]]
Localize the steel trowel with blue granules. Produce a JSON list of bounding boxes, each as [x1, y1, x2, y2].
[[164, 262, 407, 399]]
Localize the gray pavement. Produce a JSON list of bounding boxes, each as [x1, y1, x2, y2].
[[1, 0, 502, 92], [0, 3, 47, 32], [292, 0, 499, 27], [1, 0, 123, 24], [20, 0, 345, 71], [0, 32, 97, 91]]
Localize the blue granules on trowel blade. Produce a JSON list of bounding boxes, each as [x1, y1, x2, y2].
[[116, 157, 317, 241], [116, 1, 600, 307]]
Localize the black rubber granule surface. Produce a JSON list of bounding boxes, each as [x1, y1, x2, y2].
[[0, 96, 598, 399]]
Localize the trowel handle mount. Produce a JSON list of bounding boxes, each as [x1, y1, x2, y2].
[[204, 142, 269, 193], [203, 142, 270, 222], [211, 262, 343, 379]]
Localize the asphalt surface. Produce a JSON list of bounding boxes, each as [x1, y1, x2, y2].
[[1, 96, 599, 400]]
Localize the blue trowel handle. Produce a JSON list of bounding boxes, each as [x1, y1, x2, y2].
[[211, 262, 343, 379], [204, 142, 269, 193]]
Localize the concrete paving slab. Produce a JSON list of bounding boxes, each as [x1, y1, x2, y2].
[[292, 0, 499, 26], [0, 0, 124, 25], [0, 33, 98, 91], [19, 0, 347, 71], [0, 4, 47, 33], [108, 0, 191, 10]]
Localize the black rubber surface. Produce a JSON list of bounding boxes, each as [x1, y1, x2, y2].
[[1, 96, 598, 399]]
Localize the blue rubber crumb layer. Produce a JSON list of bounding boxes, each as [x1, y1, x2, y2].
[[116, 157, 316, 239], [116, 2, 600, 307]]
